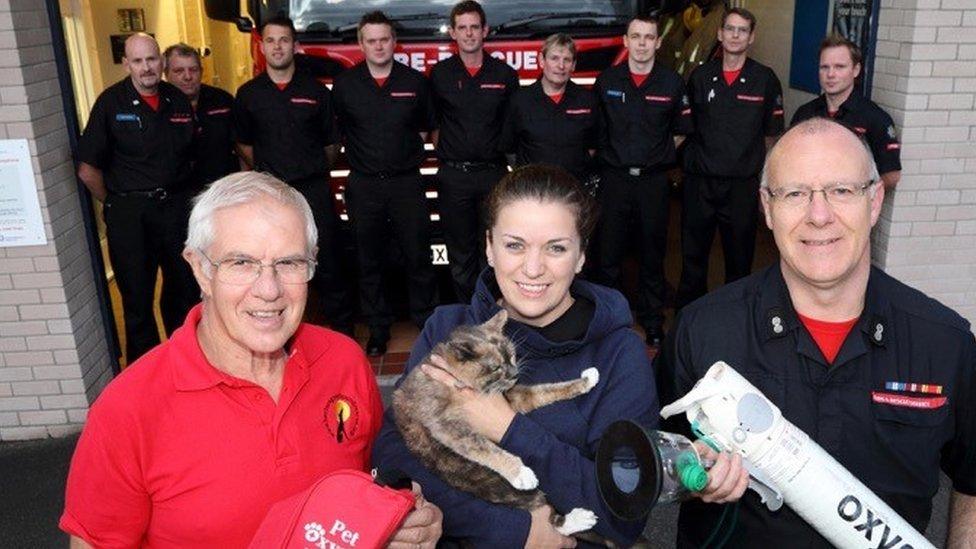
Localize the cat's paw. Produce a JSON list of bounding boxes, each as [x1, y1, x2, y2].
[[556, 508, 598, 535], [581, 367, 599, 390], [510, 465, 538, 490]]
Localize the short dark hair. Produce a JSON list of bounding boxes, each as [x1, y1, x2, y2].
[[486, 165, 598, 248], [819, 33, 862, 67], [450, 0, 487, 28], [358, 10, 396, 42], [723, 7, 757, 32], [260, 16, 296, 39], [163, 43, 200, 68], [627, 14, 661, 36]]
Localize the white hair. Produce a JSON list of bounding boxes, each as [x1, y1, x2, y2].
[[185, 171, 318, 256], [761, 117, 880, 194]]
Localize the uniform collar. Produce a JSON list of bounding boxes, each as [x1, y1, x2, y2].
[[122, 77, 177, 111], [756, 264, 889, 364], [171, 303, 312, 392]]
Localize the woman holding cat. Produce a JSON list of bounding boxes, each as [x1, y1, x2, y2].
[[374, 165, 662, 547]]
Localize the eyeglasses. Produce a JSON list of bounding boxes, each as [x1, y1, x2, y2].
[[764, 181, 876, 208], [197, 249, 316, 285], [722, 24, 751, 35]]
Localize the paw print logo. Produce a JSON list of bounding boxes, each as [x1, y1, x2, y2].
[[304, 522, 325, 543]]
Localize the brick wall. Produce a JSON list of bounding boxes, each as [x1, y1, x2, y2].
[[0, 0, 112, 440], [872, 0, 976, 324]]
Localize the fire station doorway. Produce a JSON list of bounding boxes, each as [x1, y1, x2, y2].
[[57, 0, 249, 366]]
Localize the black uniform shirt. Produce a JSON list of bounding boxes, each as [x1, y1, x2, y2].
[[191, 84, 237, 185], [683, 58, 784, 178], [595, 61, 692, 170], [500, 80, 600, 179], [233, 71, 339, 183], [332, 62, 435, 175], [430, 54, 519, 163], [660, 265, 976, 547], [792, 93, 902, 175], [77, 79, 194, 192]]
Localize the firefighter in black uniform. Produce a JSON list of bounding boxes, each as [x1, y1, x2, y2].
[[677, 8, 784, 309], [430, 0, 519, 303], [332, 11, 438, 356], [661, 118, 976, 548], [163, 43, 238, 186], [76, 34, 197, 363], [792, 34, 901, 189], [594, 14, 693, 347], [500, 34, 600, 183], [233, 16, 354, 336]]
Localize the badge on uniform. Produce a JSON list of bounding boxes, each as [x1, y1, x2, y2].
[[872, 381, 946, 410], [324, 394, 360, 443], [606, 90, 625, 103]]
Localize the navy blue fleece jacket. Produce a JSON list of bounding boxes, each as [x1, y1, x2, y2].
[[372, 270, 660, 546]]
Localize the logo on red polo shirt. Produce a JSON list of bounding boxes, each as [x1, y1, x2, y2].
[[736, 94, 764, 102], [291, 97, 318, 105], [644, 95, 672, 102], [480, 83, 506, 90], [390, 91, 416, 98], [324, 394, 360, 442], [206, 107, 231, 115], [565, 108, 591, 115]]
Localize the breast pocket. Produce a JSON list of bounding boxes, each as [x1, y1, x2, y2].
[[111, 116, 144, 155], [870, 400, 948, 493]]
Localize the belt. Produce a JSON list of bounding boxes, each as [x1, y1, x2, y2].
[[358, 168, 418, 180], [442, 160, 502, 173], [112, 188, 171, 200]]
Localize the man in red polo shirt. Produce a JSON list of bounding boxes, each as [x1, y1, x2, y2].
[[60, 172, 442, 548]]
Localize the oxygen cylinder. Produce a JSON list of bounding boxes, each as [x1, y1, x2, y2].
[[660, 361, 934, 549]]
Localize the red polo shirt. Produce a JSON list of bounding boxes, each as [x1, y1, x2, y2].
[[60, 305, 383, 548]]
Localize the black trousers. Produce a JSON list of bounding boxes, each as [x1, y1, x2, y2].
[[676, 173, 760, 309], [436, 163, 506, 303], [291, 177, 355, 328], [103, 190, 199, 363], [593, 168, 670, 331], [344, 171, 437, 331]]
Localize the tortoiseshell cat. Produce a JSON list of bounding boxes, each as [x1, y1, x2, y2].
[[392, 309, 600, 536]]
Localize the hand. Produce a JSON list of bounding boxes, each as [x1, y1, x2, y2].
[[387, 482, 443, 549], [693, 440, 749, 504], [420, 356, 516, 443], [525, 505, 576, 548]]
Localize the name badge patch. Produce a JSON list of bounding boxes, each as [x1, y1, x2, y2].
[[736, 94, 764, 102], [872, 391, 947, 410], [644, 95, 672, 103], [290, 97, 318, 105], [480, 83, 506, 90], [115, 113, 139, 122], [390, 92, 416, 98], [169, 115, 192, 123], [565, 108, 591, 115], [206, 107, 231, 115]]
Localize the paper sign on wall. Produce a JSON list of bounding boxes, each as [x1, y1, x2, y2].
[[0, 139, 48, 247]]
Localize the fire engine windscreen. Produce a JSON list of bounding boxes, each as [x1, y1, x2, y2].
[[285, 0, 637, 37]]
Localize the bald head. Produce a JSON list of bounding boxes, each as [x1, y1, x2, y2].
[[123, 33, 163, 95], [763, 118, 879, 190]]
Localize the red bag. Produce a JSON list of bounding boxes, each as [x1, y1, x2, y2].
[[249, 469, 415, 549]]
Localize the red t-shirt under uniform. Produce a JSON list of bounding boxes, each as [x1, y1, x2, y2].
[[798, 312, 859, 364], [59, 304, 384, 548]]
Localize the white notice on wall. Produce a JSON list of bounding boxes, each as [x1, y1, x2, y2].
[[0, 139, 47, 247]]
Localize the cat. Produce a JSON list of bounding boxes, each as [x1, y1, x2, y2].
[[392, 309, 600, 537]]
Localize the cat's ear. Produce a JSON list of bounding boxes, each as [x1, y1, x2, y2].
[[485, 309, 508, 333]]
